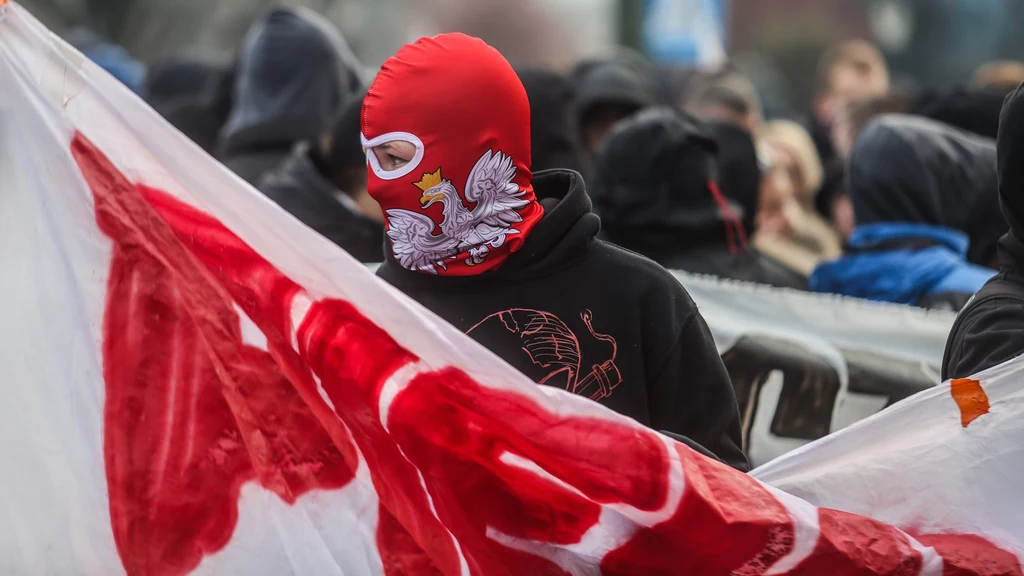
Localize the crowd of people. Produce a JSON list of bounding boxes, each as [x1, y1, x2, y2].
[[94, 7, 1024, 470]]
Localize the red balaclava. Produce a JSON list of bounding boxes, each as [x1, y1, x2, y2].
[[362, 33, 543, 275]]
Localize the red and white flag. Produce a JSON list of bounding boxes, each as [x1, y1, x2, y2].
[[1, 2, 1022, 574]]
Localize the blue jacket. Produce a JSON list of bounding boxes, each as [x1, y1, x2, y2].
[[810, 223, 995, 310]]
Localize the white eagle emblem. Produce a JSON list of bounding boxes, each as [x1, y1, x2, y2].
[[385, 149, 530, 274]]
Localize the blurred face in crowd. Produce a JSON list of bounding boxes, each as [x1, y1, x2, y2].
[[582, 103, 637, 156], [818, 60, 889, 128], [756, 147, 799, 238]]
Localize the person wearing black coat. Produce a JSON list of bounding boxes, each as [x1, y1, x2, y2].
[[943, 83, 1024, 379], [592, 108, 807, 290], [516, 68, 586, 175], [258, 94, 383, 263], [217, 7, 364, 186]]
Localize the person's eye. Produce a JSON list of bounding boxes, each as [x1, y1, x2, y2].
[[389, 154, 408, 169]]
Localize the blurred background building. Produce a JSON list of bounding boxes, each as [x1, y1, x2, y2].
[[18, 0, 1024, 118]]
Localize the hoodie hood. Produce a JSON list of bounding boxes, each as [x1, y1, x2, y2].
[[219, 7, 364, 154], [849, 114, 1004, 266], [146, 57, 234, 154], [705, 121, 760, 235], [574, 61, 655, 126], [517, 67, 586, 174], [593, 108, 745, 258]]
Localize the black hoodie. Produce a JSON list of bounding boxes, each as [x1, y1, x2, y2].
[[517, 68, 586, 175], [943, 83, 1024, 379], [850, 115, 1005, 267], [377, 170, 748, 470], [218, 7, 363, 186], [593, 108, 807, 289]]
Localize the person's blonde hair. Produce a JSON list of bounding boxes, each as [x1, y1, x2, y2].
[[759, 120, 824, 206]]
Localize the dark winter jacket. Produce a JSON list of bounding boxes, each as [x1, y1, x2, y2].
[[218, 7, 363, 186], [810, 223, 994, 310], [943, 81, 1024, 379], [593, 108, 807, 290], [258, 143, 383, 263], [517, 68, 586, 174], [849, 115, 1005, 266], [377, 169, 748, 470]]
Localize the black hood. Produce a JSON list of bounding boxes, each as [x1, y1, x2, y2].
[[517, 67, 586, 174], [705, 121, 759, 235], [146, 57, 234, 154], [574, 61, 655, 125], [909, 86, 1006, 140], [219, 7, 364, 156], [849, 114, 1004, 265], [592, 108, 739, 256], [998, 82, 1024, 242], [378, 170, 598, 287]]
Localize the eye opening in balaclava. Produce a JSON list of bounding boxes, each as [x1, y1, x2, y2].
[[361, 33, 543, 277]]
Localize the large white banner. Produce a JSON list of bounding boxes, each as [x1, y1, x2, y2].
[[679, 273, 954, 466], [1, 2, 1022, 574]]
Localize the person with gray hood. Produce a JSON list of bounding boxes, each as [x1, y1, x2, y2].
[[218, 7, 364, 186], [943, 82, 1024, 379]]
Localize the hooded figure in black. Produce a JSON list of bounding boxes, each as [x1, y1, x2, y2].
[[145, 56, 235, 154], [259, 93, 383, 263], [811, 115, 999, 310], [573, 59, 655, 160], [218, 7, 364, 186], [593, 108, 807, 290], [848, 115, 1005, 267], [704, 121, 761, 237], [943, 82, 1024, 379], [517, 68, 586, 175]]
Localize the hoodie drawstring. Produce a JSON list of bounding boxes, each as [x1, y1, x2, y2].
[[707, 180, 748, 255]]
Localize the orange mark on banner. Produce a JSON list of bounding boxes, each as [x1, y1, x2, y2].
[[951, 378, 990, 428]]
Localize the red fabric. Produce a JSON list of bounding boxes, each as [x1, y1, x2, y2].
[[70, 131, 1023, 576], [361, 33, 543, 275]]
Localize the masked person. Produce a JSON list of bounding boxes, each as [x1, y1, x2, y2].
[[811, 115, 1000, 310], [259, 93, 383, 263], [943, 82, 1024, 379], [594, 108, 806, 290], [217, 7, 364, 186], [367, 34, 746, 470]]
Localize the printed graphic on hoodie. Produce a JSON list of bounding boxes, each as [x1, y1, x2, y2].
[[468, 308, 622, 400], [384, 149, 533, 274]]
